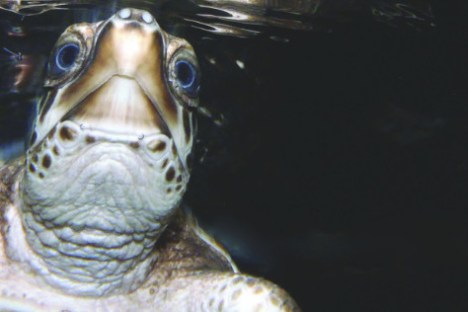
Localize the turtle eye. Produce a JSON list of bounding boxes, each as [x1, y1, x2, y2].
[[48, 43, 80, 75], [174, 59, 199, 97], [168, 49, 200, 107]]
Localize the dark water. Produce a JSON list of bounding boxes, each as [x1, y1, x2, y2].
[[1, 1, 468, 311]]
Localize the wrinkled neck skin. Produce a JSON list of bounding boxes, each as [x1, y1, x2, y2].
[[7, 122, 189, 296]]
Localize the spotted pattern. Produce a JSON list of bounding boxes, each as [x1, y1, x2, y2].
[[26, 121, 188, 198], [41, 154, 51, 169], [157, 272, 300, 311], [215, 274, 299, 311], [165, 167, 175, 182], [59, 126, 77, 141], [52, 146, 60, 155], [147, 140, 166, 152], [28, 163, 36, 173], [85, 136, 96, 144]]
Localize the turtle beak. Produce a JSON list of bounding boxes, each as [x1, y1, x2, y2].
[[32, 8, 196, 169]]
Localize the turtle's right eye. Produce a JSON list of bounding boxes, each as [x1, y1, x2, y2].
[[48, 43, 80, 76], [44, 29, 90, 87]]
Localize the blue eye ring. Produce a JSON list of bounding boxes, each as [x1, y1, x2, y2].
[[174, 59, 199, 96], [54, 43, 80, 71], [44, 35, 88, 87]]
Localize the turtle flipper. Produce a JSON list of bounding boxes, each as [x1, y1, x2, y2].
[[153, 271, 301, 312], [145, 210, 300, 311]]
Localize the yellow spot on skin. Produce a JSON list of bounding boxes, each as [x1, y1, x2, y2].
[[232, 276, 243, 285], [231, 289, 242, 300], [270, 295, 281, 307], [254, 285, 263, 294]]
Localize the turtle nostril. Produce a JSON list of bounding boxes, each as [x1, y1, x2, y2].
[[141, 11, 154, 24], [117, 8, 132, 20]]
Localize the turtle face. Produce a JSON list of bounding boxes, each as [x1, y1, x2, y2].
[[24, 8, 198, 228], [17, 9, 199, 295], [31, 8, 197, 170]]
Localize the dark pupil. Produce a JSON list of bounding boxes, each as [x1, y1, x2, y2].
[[57, 44, 79, 69], [175, 61, 195, 88]]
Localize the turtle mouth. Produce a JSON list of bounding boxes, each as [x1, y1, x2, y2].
[[60, 74, 170, 138]]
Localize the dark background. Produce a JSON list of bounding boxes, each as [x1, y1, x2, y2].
[[1, 1, 468, 311], [189, 1, 468, 311]]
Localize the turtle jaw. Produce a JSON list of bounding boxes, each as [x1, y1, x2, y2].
[[63, 74, 171, 138], [54, 12, 174, 140], [32, 7, 196, 171]]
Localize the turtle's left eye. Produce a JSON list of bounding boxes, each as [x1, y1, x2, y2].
[[168, 49, 200, 107], [48, 43, 80, 76], [174, 60, 199, 96]]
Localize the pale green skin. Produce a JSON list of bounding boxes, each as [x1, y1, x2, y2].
[[0, 8, 300, 312]]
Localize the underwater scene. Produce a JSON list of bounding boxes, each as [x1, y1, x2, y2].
[[0, 0, 468, 311]]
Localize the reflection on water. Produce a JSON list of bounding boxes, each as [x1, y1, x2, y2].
[[0, 0, 436, 159], [0, 0, 73, 15], [0, 0, 434, 32]]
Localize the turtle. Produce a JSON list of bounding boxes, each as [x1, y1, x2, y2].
[[0, 8, 300, 312]]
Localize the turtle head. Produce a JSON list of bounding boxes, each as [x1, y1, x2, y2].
[[25, 8, 198, 215], [30, 7, 197, 171], [17, 9, 199, 295]]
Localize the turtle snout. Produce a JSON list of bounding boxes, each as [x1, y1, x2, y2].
[[115, 8, 157, 26]]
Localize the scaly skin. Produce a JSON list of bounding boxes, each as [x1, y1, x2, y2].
[[0, 8, 301, 311]]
